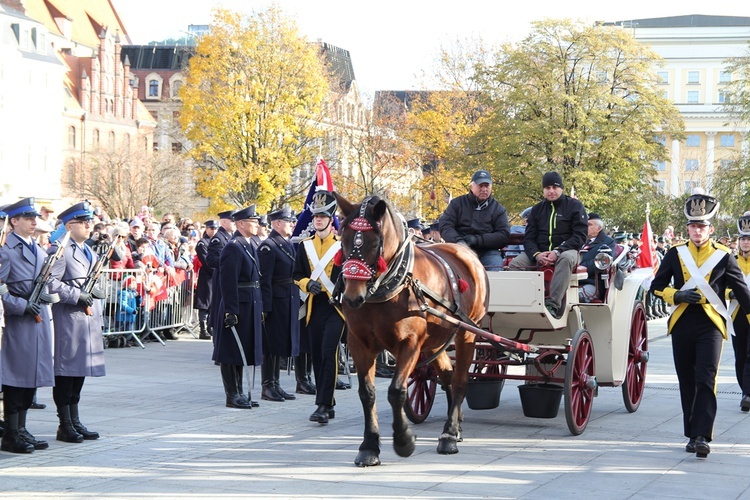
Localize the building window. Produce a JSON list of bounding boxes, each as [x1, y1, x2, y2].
[[655, 179, 666, 194], [108, 131, 115, 152], [148, 80, 159, 97], [172, 111, 181, 122], [684, 180, 699, 194], [171, 80, 183, 98], [171, 142, 183, 153], [654, 135, 666, 146], [719, 91, 729, 103], [719, 71, 731, 84], [719, 159, 734, 170], [656, 71, 669, 84], [92, 129, 100, 149], [662, 89, 669, 100], [653, 160, 666, 171], [687, 71, 700, 84], [686, 135, 700, 147], [685, 159, 699, 171], [68, 126, 76, 148], [687, 91, 700, 104], [720, 135, 735, 147], [153, 142, 159, 151], [144, 137, 149, 151]]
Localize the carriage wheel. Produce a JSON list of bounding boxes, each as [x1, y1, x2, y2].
[[404, 357, 438, 424], [564, 329, 596, 435], [622, 302, 649, 413]]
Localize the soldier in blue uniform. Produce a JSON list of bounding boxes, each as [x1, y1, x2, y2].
[[207, 210, 235, 353], [194, 220, 217, 340], [215, 206, 263, 409], [727, 212, 750, 411], [651, 191, 750, 458], [0, 198, 55, 454], [258, 207, 299, 402], [48, 201, 106, 443]]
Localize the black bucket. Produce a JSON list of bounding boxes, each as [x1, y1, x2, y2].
[[465, 379, 504, 410], [518, 383, 563, 418]]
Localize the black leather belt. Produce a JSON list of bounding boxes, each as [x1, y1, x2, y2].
[[238, 281, 260, 288], [272, 278, 293, 286]]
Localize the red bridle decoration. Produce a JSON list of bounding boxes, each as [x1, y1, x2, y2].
[[342, 259, 373, 281], [349, 217, 374, 232]]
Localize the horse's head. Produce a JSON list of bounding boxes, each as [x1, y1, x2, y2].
[[335, 192, 404, 309]]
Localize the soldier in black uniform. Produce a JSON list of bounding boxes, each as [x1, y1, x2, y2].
[[207, 210, 235, 353], [293, 191, 345, 424], [194, 220, 217, 340], [651, 191, 750, 458], [727, 212, 750, 412], [215, 206, 263, 409], [258, 207, 299, 402]]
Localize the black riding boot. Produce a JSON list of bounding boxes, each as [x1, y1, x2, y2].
[[56, 406, 84, 443], [18, 409, 48, 450], [234, 365, 259, 407], [261, 355, 285, 402], [273, 355, 295, 400], [199, 318, 211, 340], [70, 404, 99, 440], [222, 364, 252, 409], [295, 354, 316, 395], [1, 413, 34, 453]]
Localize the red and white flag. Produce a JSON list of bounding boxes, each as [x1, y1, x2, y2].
[[637, 214, 655, 270]]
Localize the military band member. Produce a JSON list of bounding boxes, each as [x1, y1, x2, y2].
[[728, 212, 750, 412], [48, 201, 105, 443], [258, 207, 299, 402], [208, 210, 235, 351], [293, 191, 345, 424], [651, 191, 750, 458], [194, 220, 217, 340], [0, 198, 55, 454], [215, 206, 263, 409]]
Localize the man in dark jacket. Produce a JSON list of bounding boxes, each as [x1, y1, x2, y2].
[[193, 220, 217, 339], [509, 172, 587, 318], [207, 210, 235, 352], [578, 213, 615, 302], [439, 169, 510, 270]]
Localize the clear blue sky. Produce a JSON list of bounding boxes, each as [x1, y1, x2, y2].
[[114, 1, 750, 98]]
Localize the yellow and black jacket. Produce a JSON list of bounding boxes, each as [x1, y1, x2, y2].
[[293, 232, 343, 324]]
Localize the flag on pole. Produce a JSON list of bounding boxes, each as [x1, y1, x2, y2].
[[291, 157, 338, 244], [637, 214, 655, 270]]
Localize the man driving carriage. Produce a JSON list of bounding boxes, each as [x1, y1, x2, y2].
[[509, 171, 588, 318], [438, 169, 510, 271]]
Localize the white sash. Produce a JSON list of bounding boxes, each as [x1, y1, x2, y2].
[[674, 245, 728, 321], [727, 268, 750, 336], [299, 238, 341, 319]]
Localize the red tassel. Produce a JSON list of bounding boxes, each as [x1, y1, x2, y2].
[[333, 249, 343, 266], [458, 278, 469, 293], [376, 256, 388, 273]]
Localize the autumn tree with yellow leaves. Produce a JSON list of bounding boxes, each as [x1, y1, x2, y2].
[[180, 7, 329, 213]]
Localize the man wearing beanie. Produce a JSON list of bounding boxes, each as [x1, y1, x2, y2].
[[439, 169, 510, 270], [509, 171, 587, 318]]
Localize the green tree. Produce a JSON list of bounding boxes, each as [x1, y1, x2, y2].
[[471, 19, 684, 220], [180, 7, 329, 213]]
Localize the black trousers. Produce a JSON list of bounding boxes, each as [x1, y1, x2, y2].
[[53, 376, 86, 407], [731, 314, 750, 396], [1, 385, 35, 416], [671, 312, 723, 441], [308, 295, 345, 407]]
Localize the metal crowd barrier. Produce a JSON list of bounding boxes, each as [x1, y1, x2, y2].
[[100, 267, 198, 349]]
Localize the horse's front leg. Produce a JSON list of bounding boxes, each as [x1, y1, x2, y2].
[[351, 344, 381, 467], [388, 356, 418, 458], [437, 332, 475, 455]]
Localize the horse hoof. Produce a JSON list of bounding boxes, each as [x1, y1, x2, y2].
[[354, 451, 381, 467], [437, 434, 459, 455], [393, 430, 416, 457]]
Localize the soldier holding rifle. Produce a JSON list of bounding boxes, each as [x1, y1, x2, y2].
[[47, 201, 106, 444], [0, 198, 56, 454]]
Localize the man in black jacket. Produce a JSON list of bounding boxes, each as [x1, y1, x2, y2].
[[439, 170, 510, 270], [509, 172, 587, 318]]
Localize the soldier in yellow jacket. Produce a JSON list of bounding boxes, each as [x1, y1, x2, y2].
[[727, 212, 750, 412], [651, 191, 750, 458]]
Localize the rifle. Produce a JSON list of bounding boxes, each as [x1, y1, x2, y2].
[[29, 230, 71, 323], [80, 240, 116, 316]]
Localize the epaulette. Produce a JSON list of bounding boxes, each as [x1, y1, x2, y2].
[[715, 241, 732, 253], [671, 241, 688, 248]]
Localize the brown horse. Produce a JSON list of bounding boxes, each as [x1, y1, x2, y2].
[[334, 193, 488, 467]]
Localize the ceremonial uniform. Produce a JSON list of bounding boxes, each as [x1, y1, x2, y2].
[[728, 213, 750, 410], [48, 201, 105, 443], [258, 207, 300, 402], [193, 220, 217, 339], [0, 198, 54, 454], [293, 191, 345, 424], [651, 192, 750, 458], [215, 206, 263, 409], [207, 211, 234, 352]]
